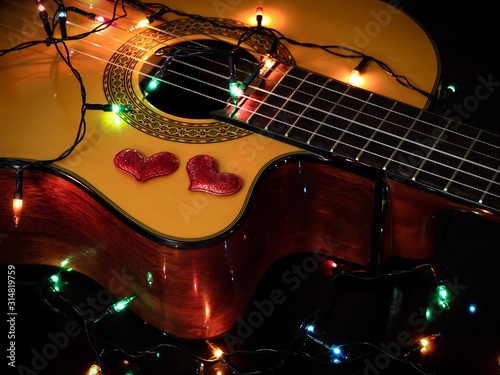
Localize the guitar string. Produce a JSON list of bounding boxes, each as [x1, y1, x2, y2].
[[64, 42, 500, 203], [119, 20, 500, 172], [25, 17, 500, 200], [4, 6, 498, 194], [98, 4, 500, 157], [66, 23, 500, 198], [5, 4, 500, 202], [30, 0, 498, 164], [65, 0, 500, 160]]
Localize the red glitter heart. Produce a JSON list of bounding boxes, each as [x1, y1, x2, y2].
[[114, 148, 179, 182], [186, 155, 241, 196]]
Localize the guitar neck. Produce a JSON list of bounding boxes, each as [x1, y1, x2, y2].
[[212, 62, 500, 213]]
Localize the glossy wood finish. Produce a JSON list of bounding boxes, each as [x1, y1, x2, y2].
[[0, 160, 375, 339], [0, 0, 439, 240], [384, 179, 500, 261], [215, 63, 500, 215]]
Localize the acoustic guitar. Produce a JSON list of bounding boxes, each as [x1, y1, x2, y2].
[[1, 0, 498, 340]]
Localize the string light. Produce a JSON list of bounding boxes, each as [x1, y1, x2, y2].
[[419, 333, 440, 354], [86, 364, 102, 375], [305, 324, 315, 333], [35, 0, 53, 39], [113, 296, 136, 312], [303, 332, 349, 364], [67, 7, 115, 26], [206, 340, 224, 359], [347, 57, 370, 86], [436, 285, 450, 309], [131, 18, 150, 30], [143, 78, 159, 99], [469, 304, 476, 314], [94, 296, 136, 323], [228, 51, 244, 104], [12, 168, 24, 228], [256, 6, 263, 28], [49, 273, 62, 292], [58, 5, 68, 39], [86, 103, 131, 112], [259, 54, 276, 75]]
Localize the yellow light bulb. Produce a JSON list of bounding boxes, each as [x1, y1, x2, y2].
[[131, 19, 149, 31], [86, 364, 102, 375], [259, 54, 276, 75], [206, 340, 224, 359], [419, 338, 430, 353], [348, 70, 363, 86]]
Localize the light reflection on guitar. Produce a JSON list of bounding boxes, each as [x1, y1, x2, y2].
[[2, 0, 496, 340]]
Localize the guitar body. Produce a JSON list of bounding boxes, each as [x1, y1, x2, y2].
[[0, 0, 457, 339]]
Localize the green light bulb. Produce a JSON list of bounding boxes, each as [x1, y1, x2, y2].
[[148, 79, 159, 90], [437, 285, 448, 299], [112, 296, 136, 312], [49, 274, 61, 292]]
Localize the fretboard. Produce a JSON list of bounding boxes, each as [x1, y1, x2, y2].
[[211, 63, 500, 213]]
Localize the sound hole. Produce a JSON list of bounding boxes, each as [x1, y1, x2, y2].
[[139, 40, 259, 120]]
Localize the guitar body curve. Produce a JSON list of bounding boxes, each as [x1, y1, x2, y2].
[[0, 0, 452, 339], [0, 157, 377, 338]]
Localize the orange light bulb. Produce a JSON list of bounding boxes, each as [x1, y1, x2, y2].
[[86, 364, 102, 375], [13, 198, 23, 227], [348, 70, 363, 86]]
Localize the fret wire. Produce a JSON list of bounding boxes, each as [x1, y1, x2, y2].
[[68, 16, 500, 168], [355, 100, 397, 161], [240, 78, 500, 180], [61, 9, 500, 160], [282, 72, 313, 137], [264, 70, 302, 131], [236, 87, 500, 193], [382, 111, 422, 170], [411, 119, 452, 181], [284, 73, 326, 138], [443, 130, 482, 192], [306, 82, 349, 145], [268, 69, 500, 155], [71, 38, 500, 192], [246, 66, 290, 127], [330, 92, 372, 152], [16, 12, 500, 198], [231, 97, 500, 203]]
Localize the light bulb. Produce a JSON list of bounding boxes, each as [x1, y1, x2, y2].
[[131, 18, 150, 31], [13, 198, 23, 227], [206, 340, 224, 359], [259, 54, 276, 76], [86, 364, 102, 375], [112, 296, 136, 312], [86, 103, 131, 112], [256, 6, 263, 27], [229, 81, 244, 102], [348, 70, 363, 86], [347, 57, 370, 86], [12, 168, 24, 228]]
